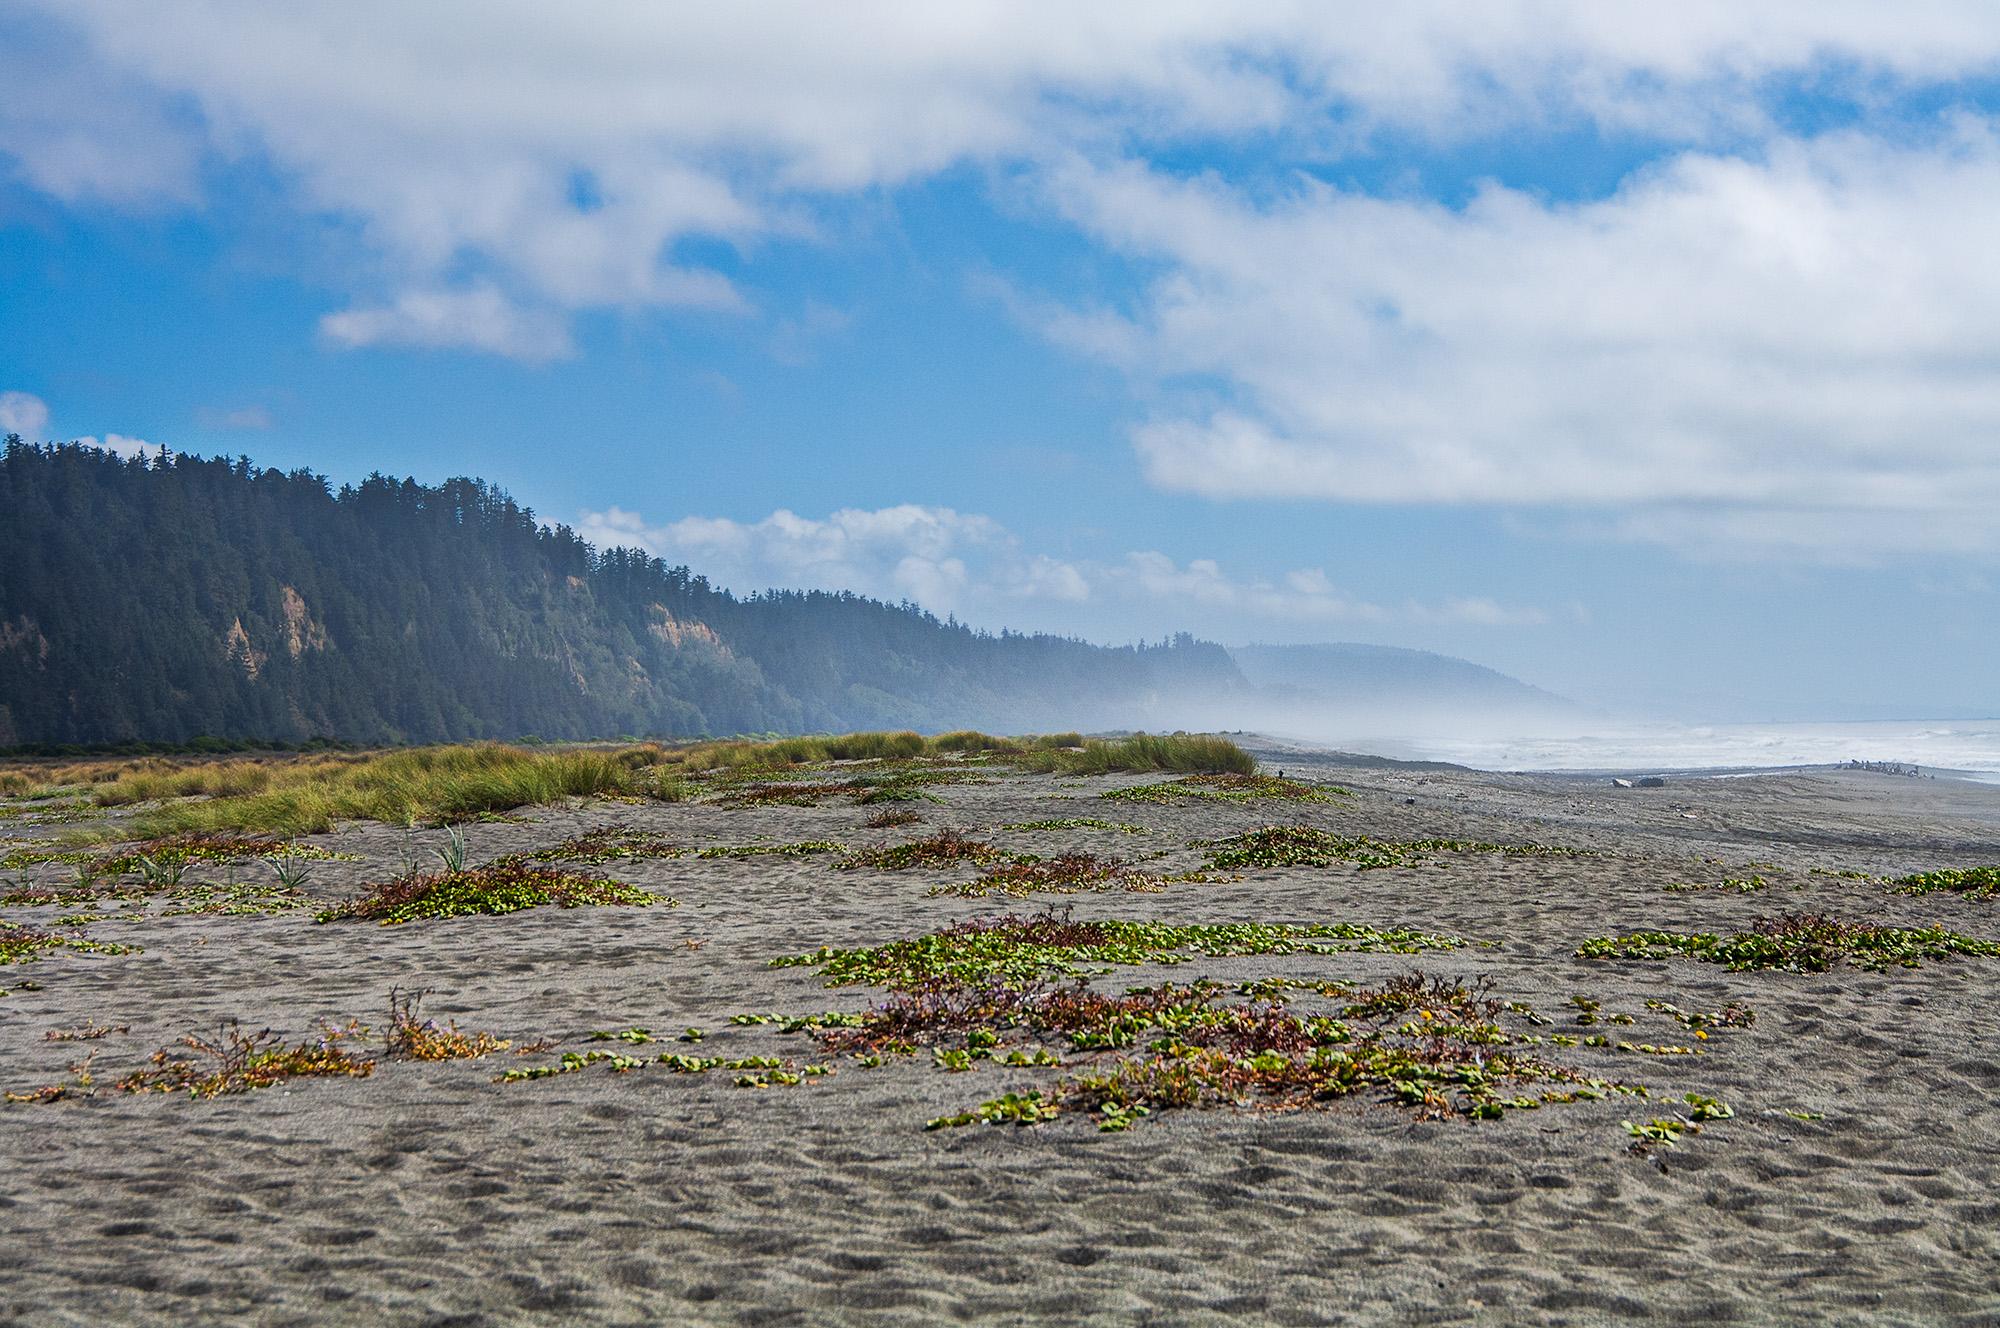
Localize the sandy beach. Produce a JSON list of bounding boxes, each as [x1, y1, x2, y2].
[[5, 740, 2000, 1326]]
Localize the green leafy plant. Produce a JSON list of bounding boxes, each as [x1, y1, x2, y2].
[[134, 853, 188, 888], [1102, 774, 1343, 805], [775, 907, 1462, 990], [842, 830, 1004, 871], [1001, 818, 1146, 834], [264, 854, 313, 890], [1664, 875, 1770, 894], [1892, 866, 2000, 900], [317, 862, 671, 924], [0, 921, 138, 965], [434, 825, 469, 872], [929, 853, 1172, 899], [696, 840, 845, 860], [1200, 824, 1585, 873], [1644, 999, 1753, 1033], [1579, 912, 2000, 972], [927, 1091, 1061, 1129]]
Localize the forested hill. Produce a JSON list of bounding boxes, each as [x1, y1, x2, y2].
[[1228, 643, 1571, 715], [0, 441, 1243, 746]]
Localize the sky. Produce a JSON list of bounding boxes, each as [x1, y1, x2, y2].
[[3, 2, 1999, 722]]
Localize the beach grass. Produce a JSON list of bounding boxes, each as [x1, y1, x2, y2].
[[1, 731, 1259, 838]]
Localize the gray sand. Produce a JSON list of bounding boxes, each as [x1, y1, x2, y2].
[[5, 744, 2000, 1325]]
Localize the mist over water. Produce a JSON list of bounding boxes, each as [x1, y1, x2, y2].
[[1245, 715, 2000, 779]]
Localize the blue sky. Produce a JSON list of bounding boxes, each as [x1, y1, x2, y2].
[[4, 3, 2000, 720]]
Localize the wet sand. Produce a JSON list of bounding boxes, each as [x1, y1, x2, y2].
[[4, 741, 2000, 1325]]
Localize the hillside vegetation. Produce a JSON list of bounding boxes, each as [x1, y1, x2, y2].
[[0, 441, 1240, 745]]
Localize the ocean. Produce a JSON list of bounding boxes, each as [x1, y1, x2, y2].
[[1311, 718, 2000, 780]]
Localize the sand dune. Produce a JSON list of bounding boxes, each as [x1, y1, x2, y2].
[[4, 748, 2000, 1324]]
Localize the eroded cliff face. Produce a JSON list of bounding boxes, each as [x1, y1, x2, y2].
[[646, 604, 726, 653], [223, 617, 265, 680], [279, 586, 328, 659], [221, 587, 329, 681]]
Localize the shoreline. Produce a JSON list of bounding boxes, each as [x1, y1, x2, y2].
[[1242, 730, 2000, 787]]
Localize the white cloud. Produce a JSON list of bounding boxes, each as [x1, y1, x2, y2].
[[320, 285, 577, 361], [20, 2, 2000, 359], [0, 24, 201, 205], [14, 5, 2000, 563], [581, 501, 1540, 632], [2, 390, 163, 460], [1117, 552, 1387, 623], [0, 391, 50, 436], [1037, 128, 2000, 556], [77, 433, 165, 462], [580, 504, 1015, 612]]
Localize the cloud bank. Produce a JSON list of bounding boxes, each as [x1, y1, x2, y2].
[[11, 4, 2000, 561], [578, 502, 1544, 636]]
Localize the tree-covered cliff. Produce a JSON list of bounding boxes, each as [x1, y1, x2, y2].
[[0, 440, 1243, 746]]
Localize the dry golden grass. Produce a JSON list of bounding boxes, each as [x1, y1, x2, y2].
[[0, 731, 1256, 837]]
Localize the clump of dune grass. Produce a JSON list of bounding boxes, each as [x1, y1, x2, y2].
[[1011, 733, 1256, 777], [929, 730, 1024, 754], [668, 731, 937, 773], [15, 730, 1257, 839], [126, 744, 667, 838], [318, 861, 671, 925], [665, 730, 1250, 778], [88, 759, 292, 807]]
